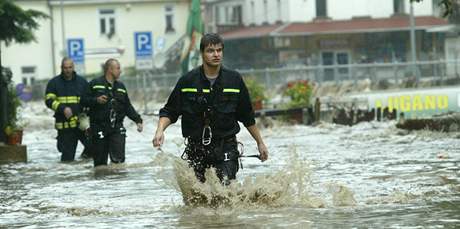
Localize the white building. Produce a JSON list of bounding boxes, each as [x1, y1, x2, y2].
[[2, 0, 190, 85], [203, 0, 441, 33], [201, 0, 454, 80]]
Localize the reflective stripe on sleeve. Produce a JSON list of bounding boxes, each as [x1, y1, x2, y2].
[[223, 88, 240, 93], [52, 101, 61, 110], [46, 93, 57, 100], [181, 88, 198, 93]]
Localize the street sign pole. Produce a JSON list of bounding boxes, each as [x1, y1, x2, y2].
[[134, 32, 153, 114]]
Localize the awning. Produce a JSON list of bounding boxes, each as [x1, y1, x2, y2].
[[222, 16, 450, 40]]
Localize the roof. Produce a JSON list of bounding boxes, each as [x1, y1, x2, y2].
[[221, 16, 450, 40]]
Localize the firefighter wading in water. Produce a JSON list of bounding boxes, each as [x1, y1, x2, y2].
[[45, 57, 92, 161], [83, 58, 143, 167], [153, 33, 269, 185]]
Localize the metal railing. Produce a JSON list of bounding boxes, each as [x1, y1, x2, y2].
[[28, 59, 460, 113]]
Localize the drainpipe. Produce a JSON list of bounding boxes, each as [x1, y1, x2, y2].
[[48, 0, 57, 76], [409, 1, 419, 82], [60, 0, 66, 57]]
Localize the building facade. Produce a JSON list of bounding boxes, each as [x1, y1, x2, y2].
[[203, 0, 453, 81], [2, 0, 190, 84]]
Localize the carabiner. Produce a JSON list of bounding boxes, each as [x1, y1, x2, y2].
[[202, 126, 212, 145]]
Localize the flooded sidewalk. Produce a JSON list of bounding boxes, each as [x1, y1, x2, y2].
[[0, 103, 459, 228]]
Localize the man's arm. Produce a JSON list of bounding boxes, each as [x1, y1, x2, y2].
[[246, 124, 269, 162], [153, 116, 172, 147], [45, 80, 67, 115]]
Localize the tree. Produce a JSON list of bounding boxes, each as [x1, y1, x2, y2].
[[0, 0, 47, 143]]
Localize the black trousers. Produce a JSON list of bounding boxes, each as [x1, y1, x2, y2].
[[57, 128, 92, 162], [184, 137, 239, 184], [91, 126, 126, 167]]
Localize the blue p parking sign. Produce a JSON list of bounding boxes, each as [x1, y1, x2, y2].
[[134, 32, 153, 70], [135, 32, 153, 57], [67, 39, 84, 63]]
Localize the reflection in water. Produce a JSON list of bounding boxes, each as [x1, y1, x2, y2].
[[1, 107, 459, 227]]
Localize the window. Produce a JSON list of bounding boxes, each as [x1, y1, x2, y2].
[[99, 9, 116, 37], [393, 0, 405, 14], [316, 0, 327, 18], [216, 5, 242, 25], [165, 5, 175, 33], [229, 5, 242, 25], [21, 66, 36, 85]]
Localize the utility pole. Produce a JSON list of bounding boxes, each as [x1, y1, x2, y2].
[[409, 1, 419, 81]]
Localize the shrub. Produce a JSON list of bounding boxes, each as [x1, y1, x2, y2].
[[284, 80, 312, 108]]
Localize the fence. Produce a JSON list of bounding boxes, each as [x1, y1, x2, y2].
[[29, 59, 460, 113]]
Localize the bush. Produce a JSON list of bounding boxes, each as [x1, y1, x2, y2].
[[284, 80, 312, 108], [4, 84, 22, 135], [244, 78, 266, 103]]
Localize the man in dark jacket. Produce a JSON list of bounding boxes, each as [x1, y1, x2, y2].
[[82, 58, 143, 167], [45, 57, 92, 161], [153, 33, 269, 185]]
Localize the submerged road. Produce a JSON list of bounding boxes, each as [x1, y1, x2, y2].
[[1, 103, 459, 228]]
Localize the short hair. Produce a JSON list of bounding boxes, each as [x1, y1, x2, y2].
[[61, 57, 74, 67], [199, 33, 224, 53], [103, 58, 119, 74]]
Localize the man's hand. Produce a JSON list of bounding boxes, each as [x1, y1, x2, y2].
[[63, 107, 73, 119], [257, 143, 269, 162], [96, 95, 108, 104], [153, 130, 164, 148], [137, 122, 143, 132]]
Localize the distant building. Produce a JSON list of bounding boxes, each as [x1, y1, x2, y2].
[[203, 0, 454, 80], [2, 0, 190, 84]]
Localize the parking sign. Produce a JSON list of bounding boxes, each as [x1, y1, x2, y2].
[[134, 32, 153, 70], [67, 39, 84, 63]]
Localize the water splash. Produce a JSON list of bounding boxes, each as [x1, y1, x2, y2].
[[154, 148, 328, 209]]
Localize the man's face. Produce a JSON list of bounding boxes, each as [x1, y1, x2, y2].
[[202, 43, 223, 67], [62, 60, 74, 78], [110, 61, 121, 80]]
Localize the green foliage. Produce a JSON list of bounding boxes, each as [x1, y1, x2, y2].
[[0, 0, 48, 45], [4, 84, 22, 135], [244, 78, 266, 103], [284, 80, 312, 108]]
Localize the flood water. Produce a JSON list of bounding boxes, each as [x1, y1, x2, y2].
[[1, 103, 459, 228]]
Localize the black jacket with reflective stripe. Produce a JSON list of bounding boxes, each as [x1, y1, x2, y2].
[[82, 76, 142, 128], [45, 72, 88, 128], [159, 66, 255, 139]]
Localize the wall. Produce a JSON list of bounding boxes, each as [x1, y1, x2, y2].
[[1, 0, 54, 84], [3, 0, 189, 84]]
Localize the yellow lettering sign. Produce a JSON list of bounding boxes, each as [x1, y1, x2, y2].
[[399, 95, 411, 112], [438, 95, 448, 109], [412, 95, 423, 111], [379, 94, 450, 111]]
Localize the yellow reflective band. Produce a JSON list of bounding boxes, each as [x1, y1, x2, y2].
[[57, 96, 80, 104], [52, 101, 60, 110], [202, 89, 211, 93], [117, 88, 126, 93], [93, 85, 106, 89], [55, 120, 78, 129], [46, 93, 57, 100], [55, 123, 63, 129], [181, 88, 198, 93], [223, 88, 240, 93]]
